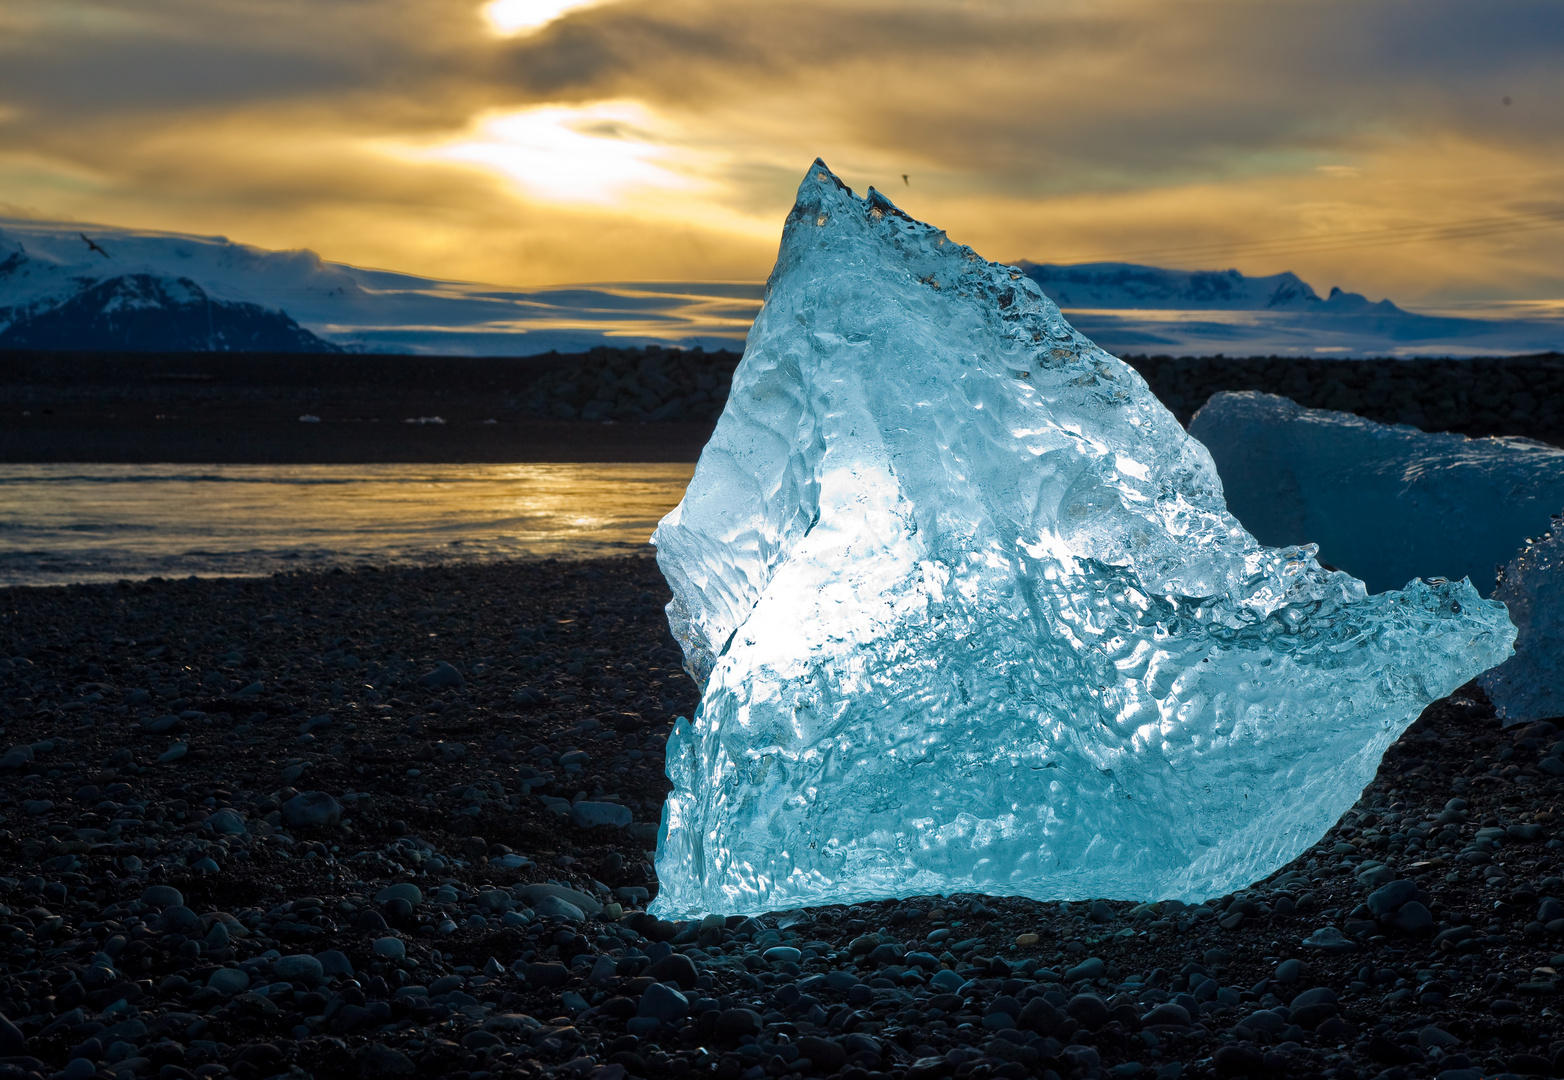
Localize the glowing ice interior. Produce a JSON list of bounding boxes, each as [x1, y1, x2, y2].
[[648, 160, 1516, 918]]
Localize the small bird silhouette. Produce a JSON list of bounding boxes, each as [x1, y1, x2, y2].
[[79, 233, 109, 258], [902, 174, 909, 186]]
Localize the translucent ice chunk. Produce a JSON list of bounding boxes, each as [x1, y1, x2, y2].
[[649, 160, 1516, 917], [1188, 391, 1564, 597], [1480, 515, 1564, 724]]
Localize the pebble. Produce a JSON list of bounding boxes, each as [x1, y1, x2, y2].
[[417, 661, 464, 688], [208, 968, 250, 994], [1301, 926, 1355, 952], [569, 800, 632, 828], [374, 882, 423, 907], [518, 882, 603, 915], [273, 953, 324, 984], [281, 789, 342, 827], [1, 557, 1560, 1080], [532, 895, 586, 922], [1065, 956, 1106, 981], [141, 885, 184, 908], [372, 936, 406, 959], [206, 808, 247, 834], [637, 982, 689, 1022]]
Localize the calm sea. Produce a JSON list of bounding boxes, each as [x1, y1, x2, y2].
[[0, 463, 695, 587]]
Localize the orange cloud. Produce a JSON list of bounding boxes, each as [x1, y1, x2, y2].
[[0, 0, 1559, 298]]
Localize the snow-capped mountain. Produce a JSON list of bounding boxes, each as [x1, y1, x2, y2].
[[1019, 261, 1561, 357], [0, 271, 337, 352], [1020, 261, 1397, 312], [0, 230, 344, 352], [0, 218, 758, 355], [0, 216, 1558, 357]]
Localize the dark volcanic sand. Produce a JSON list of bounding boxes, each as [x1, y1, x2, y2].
[[2, 560, 1563, 1080]]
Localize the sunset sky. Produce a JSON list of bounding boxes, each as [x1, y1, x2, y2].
[[1, 0, 1561, 302]]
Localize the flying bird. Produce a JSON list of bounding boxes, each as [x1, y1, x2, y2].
[[79, 233, 109, 258], [902, 174, 909, 186]]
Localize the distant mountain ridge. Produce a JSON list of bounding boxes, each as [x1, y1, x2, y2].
[[0, 232, 341, 352], [0, 218, 759, 355], [0, 216, 1556, 357], [0, 271, 338, 352], [1019, 261, 1401, 313]]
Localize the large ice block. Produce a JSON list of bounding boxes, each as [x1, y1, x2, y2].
[[1481, 516, 1564, 724], [1188, 391, 1564, 597], [649, 161, 1516, 917]]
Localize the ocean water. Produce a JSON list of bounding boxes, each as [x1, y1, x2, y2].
[[0, 463, 694, 587]]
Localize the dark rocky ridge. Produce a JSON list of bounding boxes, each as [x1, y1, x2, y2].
[[2, 560, 1563, 1080], [1, 349, 1560, 463]]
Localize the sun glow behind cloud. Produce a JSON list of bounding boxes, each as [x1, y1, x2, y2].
[[482, 0, 604, 36], [420, 102, 691, 206], [3, 0, 1562, 296]]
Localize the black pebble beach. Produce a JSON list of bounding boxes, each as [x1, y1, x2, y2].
[[2, 557, 1563, 1080], [4, 344, 1564, 1080]]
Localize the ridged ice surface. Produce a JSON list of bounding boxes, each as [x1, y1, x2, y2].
[[1189, 391, 1564, 597], [648, 161, 1516, 918], [1481, 516, 1564, 724]]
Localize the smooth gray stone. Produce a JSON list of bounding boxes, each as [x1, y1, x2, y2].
[[569, 801, 632, 829], [318, 950, 354, 978], [1366, 878, 1418, 916], [1274, 958, 1306, 983], [375, 883, 423, 907], [282, 790, 342, 828], [1065, 957, 1106, 982], [418, 662, 465, 688], [159, 905, 202, 934], [532, 896, 585, 923], [141, 885, 184, 909], [208, 968, 250, 995], [517, 883, 602, 916], [1301, 926, 1355, 953], [638, 983, 690, 1022], [206, 810, 247, 835]]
